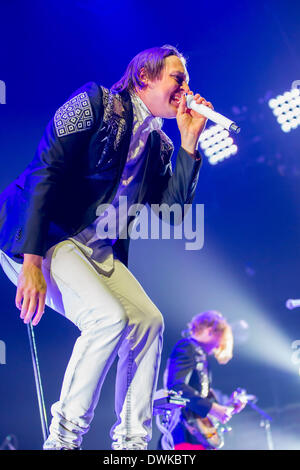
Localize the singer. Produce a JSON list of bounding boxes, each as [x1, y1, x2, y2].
[[0, 45, 212, 450], [158, 311, 246, 450]]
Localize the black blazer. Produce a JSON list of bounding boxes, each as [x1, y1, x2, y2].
[[0, 82, 202, 266], [165, 338, 213, 417]]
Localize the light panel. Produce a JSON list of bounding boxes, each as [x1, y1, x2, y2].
[[199, 124, 238, 165], [268, 88, 300, 133]]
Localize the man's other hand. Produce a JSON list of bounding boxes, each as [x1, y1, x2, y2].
[[209, 402, 233, 424], [15, 254, 47, 326]]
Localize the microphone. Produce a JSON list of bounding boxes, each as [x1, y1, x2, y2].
[[243, 393, 257, 402], [286, 299, 300, 310], [185, 94, 241, 134]]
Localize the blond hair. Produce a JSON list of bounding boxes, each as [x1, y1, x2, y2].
[[187, 310, 227, 336], [187, 310, 233, 364]]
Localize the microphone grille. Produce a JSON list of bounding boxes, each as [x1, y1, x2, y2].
[[185, 94, 194, 108]]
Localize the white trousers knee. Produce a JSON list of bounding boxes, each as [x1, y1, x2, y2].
[[0, 240, 164, 449]]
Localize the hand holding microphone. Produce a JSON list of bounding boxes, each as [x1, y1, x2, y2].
[[177, 91, 240, 156], [185, 94, 240, 134], [177, 92, 214, 155]]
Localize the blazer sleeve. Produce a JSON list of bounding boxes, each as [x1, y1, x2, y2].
[[166, 340, 213, 418], [152, 145, 202, 208], [160, 147, 202, 206], [148, 141, 203, 226], [19, 82, 104, 257]]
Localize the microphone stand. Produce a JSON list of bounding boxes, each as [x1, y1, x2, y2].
[[27, 321, 49, 443], [0, 434, 18, 450], [247, 400, 274, 450]]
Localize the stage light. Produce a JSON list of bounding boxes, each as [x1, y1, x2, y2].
[[133, 233, 300, 380], [199, 124, 238, 165], [268, 87, 300, 132]]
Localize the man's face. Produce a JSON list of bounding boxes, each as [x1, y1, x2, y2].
[[140, 55, 189, 119], [194, 326, 224, 354]]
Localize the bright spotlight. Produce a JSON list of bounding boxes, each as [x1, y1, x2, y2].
[[199, 124, 238, 165], [268, 87, 300, 132]]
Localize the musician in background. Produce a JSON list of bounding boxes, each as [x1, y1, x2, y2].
[[158, 310, 245, 450]]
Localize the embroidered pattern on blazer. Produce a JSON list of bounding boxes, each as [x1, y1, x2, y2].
[[94, 87, 128, 169], [157, 128, 174, 168], [101, 87, 127, 151], [54, 91, 94, 137]]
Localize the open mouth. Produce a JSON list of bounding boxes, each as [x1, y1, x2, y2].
[[170, 93, 182, 105]]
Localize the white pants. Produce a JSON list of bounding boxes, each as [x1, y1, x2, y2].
[[0, 240, 164, 449]]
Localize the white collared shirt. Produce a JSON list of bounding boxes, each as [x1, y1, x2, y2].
[[72, 92, 163, 260]]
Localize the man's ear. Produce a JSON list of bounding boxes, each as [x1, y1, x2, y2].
[[138, 67, 148, 88]]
